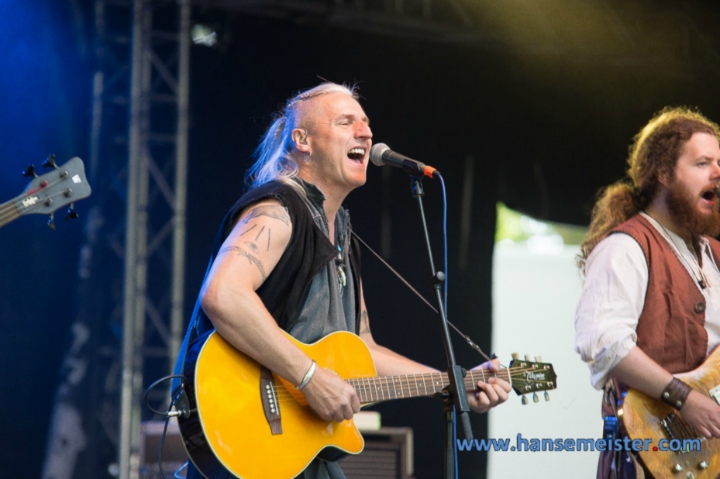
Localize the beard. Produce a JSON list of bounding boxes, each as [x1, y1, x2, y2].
[[666, 178, 720, 238]]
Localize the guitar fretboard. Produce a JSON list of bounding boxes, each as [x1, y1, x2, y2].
[[347, 370, 510, 404]]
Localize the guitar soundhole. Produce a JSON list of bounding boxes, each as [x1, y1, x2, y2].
[[661, 413, 705, 453]]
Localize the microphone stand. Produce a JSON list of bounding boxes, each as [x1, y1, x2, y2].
[[409, 176, 473, 479]]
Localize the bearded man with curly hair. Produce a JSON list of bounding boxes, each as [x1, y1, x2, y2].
[[575, 107, 720, 478]]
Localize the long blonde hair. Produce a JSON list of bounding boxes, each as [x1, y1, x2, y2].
[[578, 107, 720, 270]]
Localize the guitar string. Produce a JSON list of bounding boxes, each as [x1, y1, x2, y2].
[[269, 373, 515, 398], [270, 377, 546, 400], [267, 367, 542, 397], [0, 189, 73, 221], [272, 374, 550, 404], [269, 368, 546, 400], [0, 174, 76, 221]]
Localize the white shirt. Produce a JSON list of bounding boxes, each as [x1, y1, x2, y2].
[[575, 212, 720, 388]]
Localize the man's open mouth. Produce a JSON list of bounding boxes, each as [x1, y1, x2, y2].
[[701, 189, 717, 202], [347, 147, 366, 162]]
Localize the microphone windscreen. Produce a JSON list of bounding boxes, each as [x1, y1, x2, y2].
[[370, 143, 390, 167]]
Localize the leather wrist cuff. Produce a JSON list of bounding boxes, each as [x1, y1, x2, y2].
[[660, 378, 692, 410]]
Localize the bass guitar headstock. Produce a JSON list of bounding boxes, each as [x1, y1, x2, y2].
[[1, 155, 92, 230], [509, 353, 557, 405]]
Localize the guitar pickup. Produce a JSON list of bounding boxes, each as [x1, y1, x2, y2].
[[709, 385, 720, 405]]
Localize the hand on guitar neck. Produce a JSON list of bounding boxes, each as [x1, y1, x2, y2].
[[467, 359, 512, 413]]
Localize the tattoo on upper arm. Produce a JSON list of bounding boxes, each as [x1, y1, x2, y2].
[[240, 204, 290, 227], [359, 310, 371, 335], [217, 204, 288, 283], [238, 224, 257, 237], [244, 241, 259, 254], [219, 245, 267, 281]]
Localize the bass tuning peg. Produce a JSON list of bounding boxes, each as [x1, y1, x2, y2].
[[42, 154, 58, 169], [65, 203, 79, 221], [23, 164, 38, 178], [47, 212, 56, 230]]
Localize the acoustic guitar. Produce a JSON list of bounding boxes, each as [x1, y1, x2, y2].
[[622, 346, 720, 478], [178, 330, 557, 479]]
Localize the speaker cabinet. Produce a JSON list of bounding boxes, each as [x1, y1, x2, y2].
[[139, 421, 414, 479], [341, 427, 414, 479], [139, 420, 187, 479]]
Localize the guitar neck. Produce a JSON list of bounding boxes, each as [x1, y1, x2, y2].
[[348, 369, 511, 404], [0, 199, 21, 229]]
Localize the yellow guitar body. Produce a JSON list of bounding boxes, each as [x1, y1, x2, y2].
[[189, 330, 377, 479], [623, 347, 720, 478], [178, 329, 557, 478]]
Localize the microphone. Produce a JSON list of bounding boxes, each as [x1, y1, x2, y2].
[[370, 143, 440, 178]]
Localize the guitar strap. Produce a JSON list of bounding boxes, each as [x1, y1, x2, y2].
[[351, 231, 493, 362], [171, 258, 215, 401], [599, 378, 646, 479]]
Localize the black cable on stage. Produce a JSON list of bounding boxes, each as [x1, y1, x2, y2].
[[143, 374, 192, 479]]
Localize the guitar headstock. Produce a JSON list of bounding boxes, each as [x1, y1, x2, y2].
[[508, 353, 557, 405], [11, 156, 91, 229]]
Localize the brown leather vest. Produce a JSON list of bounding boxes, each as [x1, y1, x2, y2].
[[610, 214, 720, 372]]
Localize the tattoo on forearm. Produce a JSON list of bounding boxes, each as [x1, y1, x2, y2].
[[359, 310, 371, 335], [219, 245, 267, 281], [240, 205, 290, 227]]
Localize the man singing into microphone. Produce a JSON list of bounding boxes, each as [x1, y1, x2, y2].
[[184, 82, 511, 479], [575, 107, 720, 478]]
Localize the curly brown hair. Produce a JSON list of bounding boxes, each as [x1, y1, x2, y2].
[[577, 107, 720, 270]]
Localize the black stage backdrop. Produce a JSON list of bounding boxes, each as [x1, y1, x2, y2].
[[3, 1, 720, 478]]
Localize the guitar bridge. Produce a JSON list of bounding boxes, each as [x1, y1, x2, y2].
[[661, 413, 704, 453], [260, 366, 282, 435]]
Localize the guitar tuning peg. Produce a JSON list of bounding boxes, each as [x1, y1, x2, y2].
[[511, 353, 519, 360], [65, 203, 79, 221], [47, 213, 56, 230], [533, 393, 539, 403], [23, 164, 38, 178], [42, 154, 58, 169], [535, 355, 542, 363], [525, 354, 531, 361], [521, 395, 528, 405], [544, 392, 550, 402]]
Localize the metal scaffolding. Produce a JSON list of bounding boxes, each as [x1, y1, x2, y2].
[[91, 0, 190, 477], [119, 0, 190, 477]]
